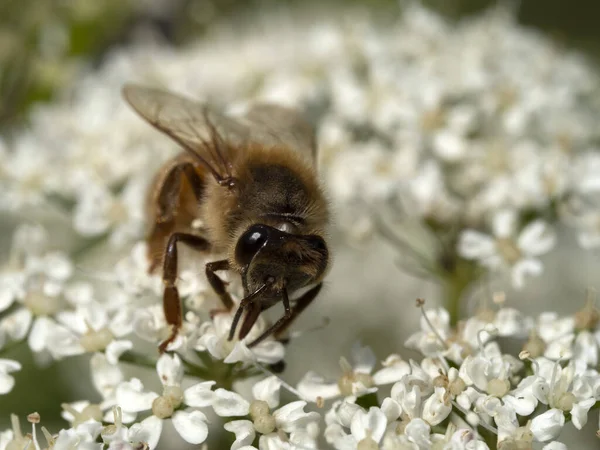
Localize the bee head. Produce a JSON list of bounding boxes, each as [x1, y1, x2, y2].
[[235, 223, 328, 294]]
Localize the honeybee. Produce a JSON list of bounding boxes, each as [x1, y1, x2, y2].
[[122, 84, 330, 353]]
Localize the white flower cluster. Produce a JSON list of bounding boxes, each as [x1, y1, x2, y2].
[[311, 301, 600, 449], [2, 2, 600, 449], [0, 4, 599, 287]]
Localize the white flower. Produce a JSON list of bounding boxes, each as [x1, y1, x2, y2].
[[223, 375, 321, 448], [336, 406, 388, 450], [421, 387, 452, 426], [195, 312, 285, 365], [73, 176, 147, 246], [52, 421, 104, 450], [405, 308, 451, 357], [101, 408, 163, 450], [458, 209, 556, 288], [36, 300, 133, 359], [298, 343, 410, 402], [114, 242, 162, 297], [114, 354, 212, 446], [535, 313, 575, 360], [459, 342, 520, 395]]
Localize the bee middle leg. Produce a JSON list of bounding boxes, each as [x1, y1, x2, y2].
[[205, 260, 235, 315], [160, 232, 210, 353]]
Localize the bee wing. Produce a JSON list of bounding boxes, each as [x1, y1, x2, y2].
[[240, 104, 318, 166], [122, 84, 250, 183]]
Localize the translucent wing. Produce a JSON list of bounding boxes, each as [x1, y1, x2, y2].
[[122, 84, 318, 182], [240, 104, 317, 166], [122, 84, 250, 183]]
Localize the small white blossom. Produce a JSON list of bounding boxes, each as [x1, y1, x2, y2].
[[458, 210, 556, 288], [298, 342, 410, 402]]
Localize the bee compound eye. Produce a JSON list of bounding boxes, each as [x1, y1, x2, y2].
[[235, 224, 270, 267]]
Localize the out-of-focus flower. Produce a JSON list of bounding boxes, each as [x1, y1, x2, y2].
[[458, 210, 556, 288], [0, 359, 21, 395]]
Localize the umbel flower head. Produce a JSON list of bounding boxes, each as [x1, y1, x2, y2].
[[1, 3, 600, 450]]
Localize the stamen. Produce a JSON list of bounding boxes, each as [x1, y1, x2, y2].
[[11, 414, 23, 440], [41, 427, 54, 448], [339, 357, 353, 374], [27, 413, 41, 450], [451, 400, 498, 435], [518, 351, 540, 375], [549, 357, 564, 395], [112, 406, 122, 428], [416, 299, 449, 350], [476, 326, 497, 353]]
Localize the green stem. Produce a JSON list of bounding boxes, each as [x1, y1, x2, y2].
[[441, 259, 478, 327], [478, 426, 497, 450], [120, 351, 158, 370]]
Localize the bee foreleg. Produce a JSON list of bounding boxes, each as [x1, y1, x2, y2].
[[238, 302, 261, 340], [159, 232, 210, 353], [249, 283, 323, 347], [247, 288, 292, 348], [205, 260, 234, 313], [228, 282, 271, 341]]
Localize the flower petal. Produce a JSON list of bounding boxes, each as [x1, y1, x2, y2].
[[351, 342, 377, 374], [273, 401, 320, 433], [0, 358, 20, 394], [493, 210, 517, 238], [91, 353, 123, 400], [224, 341, 256, 364], [350, 407, 387, 443], [252, 341, 285, 364], [297, 371, 340, 402], [517, 220, 555, 255], [252, 376, 282, 409], [172, 410, 208, 444], [115, 379, 158, 413], [105, 340, 132, 365], [373, 355, 411, 385], [571, 398, 595, 430], [224, 420, 256, 450], [212, 388, 250, 417], [530, 408, 565, 442], [128, 415, 163, 450], [183, 381, 216, 408], [2, 308, 32, 341], [511, 258, 542, 289], [156, 353, 183, 386], [457, 230, 496, 260]]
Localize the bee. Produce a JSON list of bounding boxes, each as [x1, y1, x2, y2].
[[122, 84, 330, 353]]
